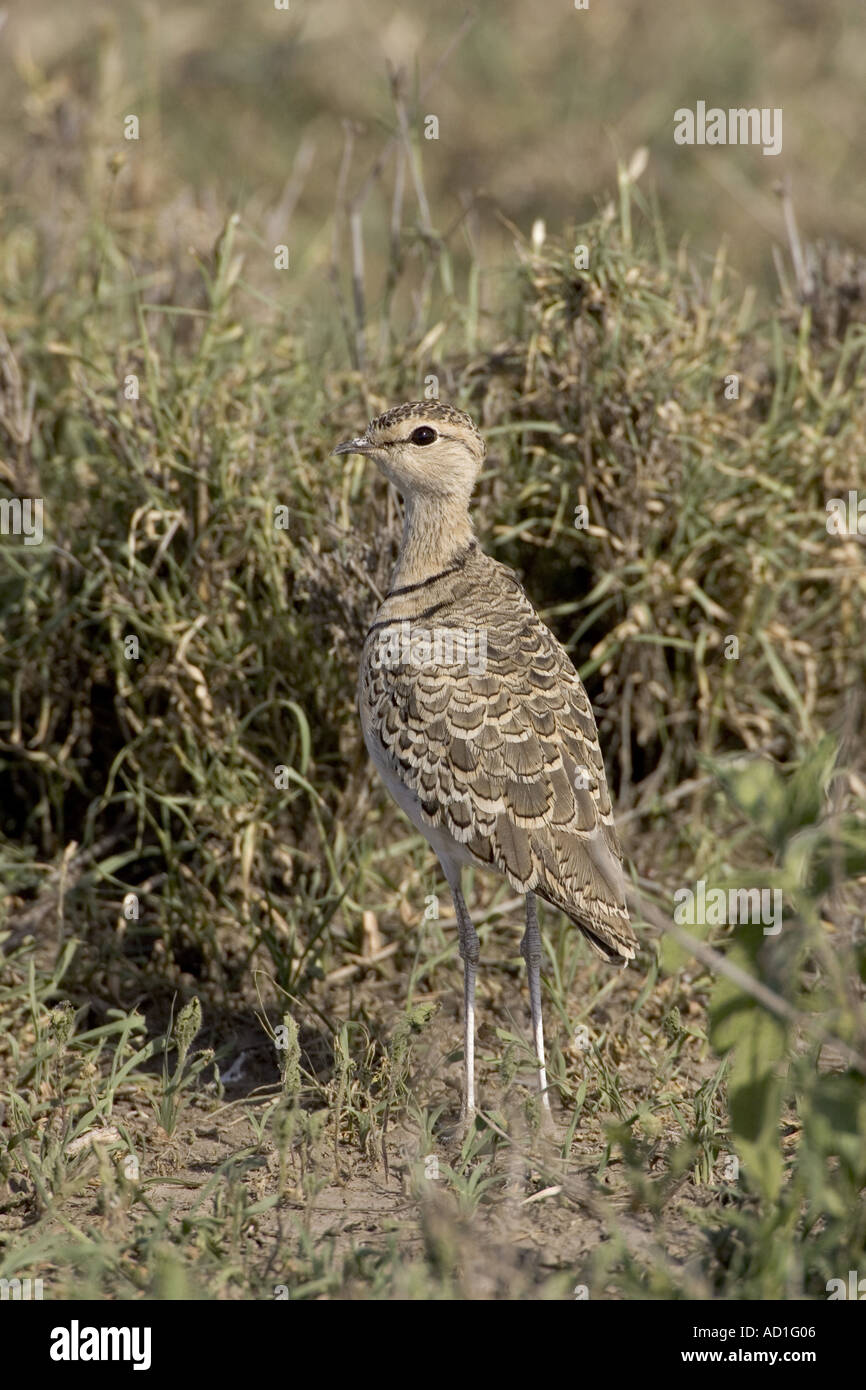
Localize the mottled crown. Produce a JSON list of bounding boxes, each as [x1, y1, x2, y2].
[[367, 401, 486, 459]]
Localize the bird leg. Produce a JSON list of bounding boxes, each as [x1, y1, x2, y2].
[[521, 892, 552, 1114], [451, 882, 479, 1121]]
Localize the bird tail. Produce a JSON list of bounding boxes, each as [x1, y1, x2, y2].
[[567, 906, 636, 964], [532, 826, 637, 964], [534, 885, 636, 964]]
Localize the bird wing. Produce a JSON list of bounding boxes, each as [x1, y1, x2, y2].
[[361, 559, 635, 963]]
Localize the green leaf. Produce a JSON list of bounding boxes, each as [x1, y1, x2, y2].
[[709, 923, 789, 1202], [709, 755, 790, 846], [706, 739, 838, 853], [779, 735, 838, 843], [805, 1072, 866, 1179], [726, 1011, 787, 1202], [790, 817, 866, 898]]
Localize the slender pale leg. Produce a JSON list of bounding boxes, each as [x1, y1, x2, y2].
[[521, 892, 551, 1114], [451, 881, 479, 1121]]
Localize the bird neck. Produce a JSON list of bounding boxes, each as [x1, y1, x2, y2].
[[392, 490, 475, 589]]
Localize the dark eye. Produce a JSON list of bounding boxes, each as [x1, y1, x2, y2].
[[410, 426, 437, 446]]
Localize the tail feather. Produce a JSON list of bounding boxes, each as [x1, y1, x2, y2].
[[539, 887, 636, 964], [530, 825, 636, 964]]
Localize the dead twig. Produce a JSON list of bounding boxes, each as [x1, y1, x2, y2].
[[627, 882, 866, 1077]]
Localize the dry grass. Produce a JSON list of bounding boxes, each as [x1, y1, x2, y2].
[[1, 3, 865, 1302]]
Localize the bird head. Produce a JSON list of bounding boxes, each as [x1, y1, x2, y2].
[[334, 401, 486, 503]]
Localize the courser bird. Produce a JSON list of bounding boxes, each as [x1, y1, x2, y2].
[[335, 401, 635, 1122]]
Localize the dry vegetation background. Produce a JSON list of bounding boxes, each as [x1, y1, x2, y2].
[[0, 0, 865, 1301]]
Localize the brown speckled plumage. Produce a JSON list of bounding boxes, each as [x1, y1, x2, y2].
[[335, 400, 635, 1120], [360, 539, 633, 961]]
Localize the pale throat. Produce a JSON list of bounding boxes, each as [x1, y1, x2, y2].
[[391, 488, 475, 588]]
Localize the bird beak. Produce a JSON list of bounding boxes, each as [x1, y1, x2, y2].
[[333, 435, 372, 457]]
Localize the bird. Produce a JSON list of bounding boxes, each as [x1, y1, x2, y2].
[[334, 400, 635, 1123]]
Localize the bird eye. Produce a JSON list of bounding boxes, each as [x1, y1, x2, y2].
[[410, 426, 437, 446]]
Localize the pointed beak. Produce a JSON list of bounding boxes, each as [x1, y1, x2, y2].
[[333, 435, 372, 457]]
